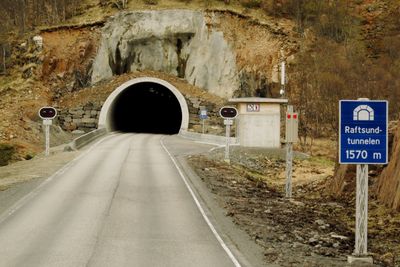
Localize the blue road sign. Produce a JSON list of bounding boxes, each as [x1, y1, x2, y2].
[[339, 100, 388, 164], [199, 109, 208, 120]]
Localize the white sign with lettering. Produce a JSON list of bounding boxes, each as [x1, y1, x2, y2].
[[246, 103, 260, 112]]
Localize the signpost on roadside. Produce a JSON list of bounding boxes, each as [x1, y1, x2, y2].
[[39, 107, 57, 156], [339, 99, 388, 264], [285, 105, 298, 198], [199, 106, 208, 134], [219, 106, 238, 164]]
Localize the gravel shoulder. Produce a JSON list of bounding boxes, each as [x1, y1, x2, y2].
[[186, 146, 399, 267]]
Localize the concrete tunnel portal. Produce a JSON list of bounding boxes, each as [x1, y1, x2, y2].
[[98, 77, 189, 134]]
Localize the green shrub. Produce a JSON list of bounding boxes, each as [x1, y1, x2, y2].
[[24, 153, 35, 160], [0, 143, 15, 166]]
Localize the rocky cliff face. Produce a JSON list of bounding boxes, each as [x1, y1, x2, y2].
[[91, 10, 239, 98]]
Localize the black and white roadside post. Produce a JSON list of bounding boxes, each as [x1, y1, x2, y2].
[[339, 98, 388, 264], [39, 107, 57, 157], [199, 106, 208, 134], [285, 105, 298, 198], [219, 106, 238, 164]]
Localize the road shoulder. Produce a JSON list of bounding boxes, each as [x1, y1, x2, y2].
[[0, 146, 80, 217]]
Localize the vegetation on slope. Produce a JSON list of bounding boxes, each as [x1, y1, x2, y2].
[[0, 143, 15, 166]]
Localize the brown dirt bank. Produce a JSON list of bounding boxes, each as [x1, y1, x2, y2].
[[187, 146, 399, 266]]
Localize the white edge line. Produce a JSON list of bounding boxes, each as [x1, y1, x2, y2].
[[194, 140, 223, 146], [0, 133, 116, 225], [209, 145, 225, 153], [160, 137, 242, 267]]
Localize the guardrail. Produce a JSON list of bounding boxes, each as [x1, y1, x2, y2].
[[64, 128, 107, 151], [64, 128, 238, 150]]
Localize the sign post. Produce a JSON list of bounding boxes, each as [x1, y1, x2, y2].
[[355, 164, 368, 257], [219, 106, 238, 164], [285, 105, 299, 198], [39, 107, 57, 156], [199, 106, 208, 134], [339, 99, 388, 264], [224, 119, 233, 163]]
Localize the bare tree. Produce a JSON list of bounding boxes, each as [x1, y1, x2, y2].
[[21, 0, 26, 32], [1, 45, 6, 74], [0, 42, 9, 75]]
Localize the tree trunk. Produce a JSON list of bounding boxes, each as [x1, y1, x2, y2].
[[21, 0, 26, 33], [53, 0, 58, 23], [2, 45, 6, 74], [63, 0, 66, 21]]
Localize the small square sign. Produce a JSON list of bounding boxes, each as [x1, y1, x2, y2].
[[247, 103, 260, 112]]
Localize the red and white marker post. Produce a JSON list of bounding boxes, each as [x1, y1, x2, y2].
[[285, 105, 299, 198]]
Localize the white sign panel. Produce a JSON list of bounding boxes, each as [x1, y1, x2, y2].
[[224, 119, 234, 126], [285, 112, 299, 143], [247, 103, 260, 112]]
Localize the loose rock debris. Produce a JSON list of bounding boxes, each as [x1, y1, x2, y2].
[[187, 147, 399, 267]]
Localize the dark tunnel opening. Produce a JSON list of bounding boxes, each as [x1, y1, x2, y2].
[[110, 82, 182, 134]]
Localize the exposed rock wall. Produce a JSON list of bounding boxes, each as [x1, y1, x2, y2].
[[236, 71, 271, 97], [58, 103, 101, 132], [91, 10, 239, 98]]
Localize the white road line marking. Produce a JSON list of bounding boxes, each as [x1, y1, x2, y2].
[[161, 136, 242, 267], [208, 145, 225, 153], [0, 133, 117, 225]]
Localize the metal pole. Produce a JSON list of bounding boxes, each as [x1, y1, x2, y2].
[[355, 164, 369, 256], [225, 122, 231, 163], [45, 123, 50, 156], [285, 105, 294, 198], [285, 143, 293, 198]]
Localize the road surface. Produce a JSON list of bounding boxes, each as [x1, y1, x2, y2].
[[0, 133, 240, 267]]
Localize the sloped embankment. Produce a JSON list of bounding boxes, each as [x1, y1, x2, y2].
[[376, 120, 400, 210]]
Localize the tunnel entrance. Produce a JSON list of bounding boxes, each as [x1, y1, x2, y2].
[[110, 82, 181, 134], [99, 77, 189, 134]]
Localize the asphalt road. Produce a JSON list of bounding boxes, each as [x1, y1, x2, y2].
[[0, 133, 240, 267]]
